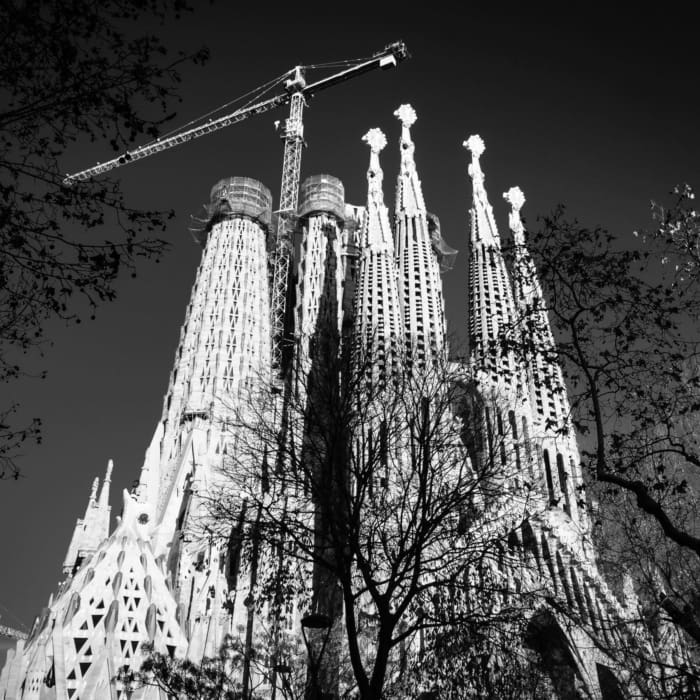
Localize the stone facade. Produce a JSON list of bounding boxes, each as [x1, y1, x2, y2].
[[1, 106, 651, 699]]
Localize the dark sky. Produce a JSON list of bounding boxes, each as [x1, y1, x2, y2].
[[1, 6, 698, 638]]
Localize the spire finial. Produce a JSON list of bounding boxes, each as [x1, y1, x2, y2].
[[363, 128, 387, 203], [395, 104, 417, 170], [464, 134, 485, 157], [394, 104, 426, 216], [463, 134, 485, 182], [504, 186, 526, 245], [395, 103, 417, 128], [363, 127, 387, 155], [89, 477, 99, 504]]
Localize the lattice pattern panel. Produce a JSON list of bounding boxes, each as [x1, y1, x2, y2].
[[159, 215, 271, 466], [185, 217, 271, 412], [53, 516, 187, 700]]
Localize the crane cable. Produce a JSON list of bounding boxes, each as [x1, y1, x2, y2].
[[137, 68, 292, 150], [143, 55, 369, 148]]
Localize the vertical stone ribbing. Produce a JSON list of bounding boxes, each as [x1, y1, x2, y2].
[[153, 178, 272, 499], [354, 128, 404, 379], [464, 135, 518, 383], [394, 104, 446, 368], [505, 187, 588, 529]]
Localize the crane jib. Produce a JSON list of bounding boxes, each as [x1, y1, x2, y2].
[[62, 41, 408, 185]]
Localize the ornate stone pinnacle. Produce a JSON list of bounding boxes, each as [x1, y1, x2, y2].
[[504, 186, 526, 244], [463, 134, 485, 158], [363, 128, 387, 153], [504, 186, 526, 214], [394, 104, 417, 128], [90, 477, 99, 502]]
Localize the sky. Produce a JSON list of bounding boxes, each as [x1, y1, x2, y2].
[[1, 5, 699, 644]]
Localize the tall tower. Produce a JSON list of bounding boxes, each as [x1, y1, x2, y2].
[[464, 136, 635, 697], [294, 174, 346, 395], [144, 177, 274, 660], [353, 128, 404, 379], [505, 187, 590, 532], [393, 104, 446, 368], [463, 135, 534, 503], [2, 111, 662, 700], [464, 134, 520, 385]]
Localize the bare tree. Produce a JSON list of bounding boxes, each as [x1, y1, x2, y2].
[[0, 0, 209, 475], [500, 185, 700, 688], [137, 633, 306, 700], [202, 344, 541, 699]]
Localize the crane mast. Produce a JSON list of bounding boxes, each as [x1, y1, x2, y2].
[[271, 70, 306, 372]]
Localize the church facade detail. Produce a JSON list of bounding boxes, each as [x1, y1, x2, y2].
[[2, 106, 650, 699]]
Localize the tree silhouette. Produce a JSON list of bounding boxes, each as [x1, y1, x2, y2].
[[0, 0, 209, 477], [200, 346, 542, 699], [500, 185, 700, 690]]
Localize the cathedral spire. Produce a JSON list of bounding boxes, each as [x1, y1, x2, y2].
[[354, 128, 404, 377], [393, 104, 447, 366], [88, 477, 99, 509], [394, 104, 425, 216], [505, 186, 541, 306], [362, 128, 391, 247], [504, 186, 526, 244], [464, 134, 501, 248], [464, 134, 517, 379], [62, 462, 114, 575], [98, 459, 112, 510], [504, 187, 589, 529]]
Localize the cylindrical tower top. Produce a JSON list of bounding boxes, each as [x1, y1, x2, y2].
[[298, 174, 345, 221], [207, 176, 273, 230]]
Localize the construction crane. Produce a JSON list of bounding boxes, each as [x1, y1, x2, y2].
[[64, 40, 409, 370]]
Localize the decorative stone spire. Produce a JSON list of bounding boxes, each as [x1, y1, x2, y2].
[[464, 134, 500, 247], [394, 104, 425, 216], [362, 128, 389, 241], [504, 186, 526, 246], [464, 134, 517, 379], [62, 463, 114, 575], [153, 177, 273, 519], [88, 477, 99, 506], [393, 104, 447, 367], [354, 129, 404, 378], [505, 187, 589, 530], [98, 459, 112, 509]]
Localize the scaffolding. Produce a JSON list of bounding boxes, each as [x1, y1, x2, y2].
[[298, 174, 346, 221], [192, 177, 273, 244]]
